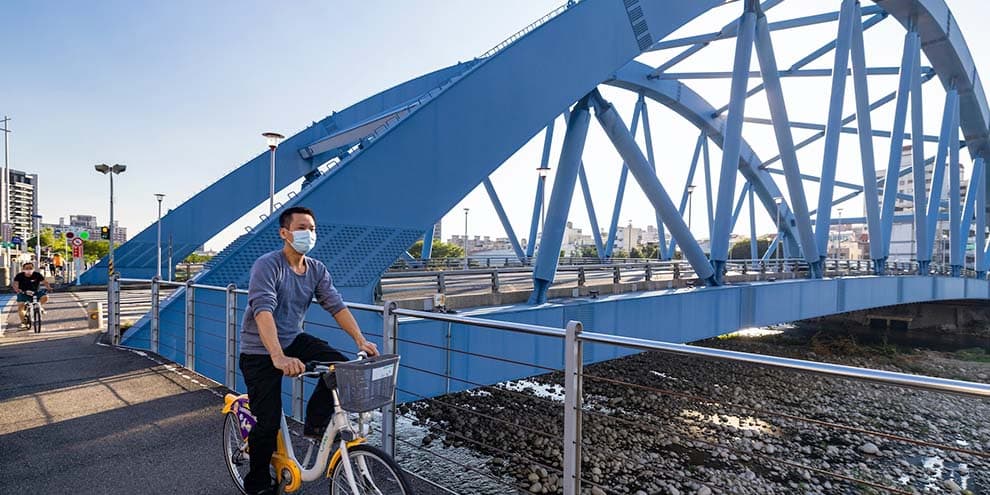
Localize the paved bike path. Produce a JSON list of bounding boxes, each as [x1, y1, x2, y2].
[[0, 294, 440, 494]]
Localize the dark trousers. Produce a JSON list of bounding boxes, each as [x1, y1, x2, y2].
[[239, 333, 347, 492]]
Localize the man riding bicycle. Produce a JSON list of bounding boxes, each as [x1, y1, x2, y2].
[[13, 262, 51, 328], [240, 206, 379, 495]]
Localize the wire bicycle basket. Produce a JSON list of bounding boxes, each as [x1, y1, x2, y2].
[[332, 354, 400, 413]]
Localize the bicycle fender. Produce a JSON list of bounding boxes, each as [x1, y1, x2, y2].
[[326, 438, 367, 478]]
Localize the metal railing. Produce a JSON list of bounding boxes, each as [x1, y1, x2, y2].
[[106, 275, 989, 494]]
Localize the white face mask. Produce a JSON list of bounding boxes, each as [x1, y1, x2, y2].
[[288, 230, 317, 254]]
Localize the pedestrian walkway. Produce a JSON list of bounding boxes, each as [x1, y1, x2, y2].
[[0, 293, 438, 494]]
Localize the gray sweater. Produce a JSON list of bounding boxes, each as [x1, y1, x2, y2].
[[240, 250, 347, 355]]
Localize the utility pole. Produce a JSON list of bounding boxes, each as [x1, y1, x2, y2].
[[1, 116, 9, 282]]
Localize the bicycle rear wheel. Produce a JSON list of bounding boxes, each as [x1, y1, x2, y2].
[[33, 304, 41, 333], [330, 444, 412, 495], [222, 412, 250, 494]]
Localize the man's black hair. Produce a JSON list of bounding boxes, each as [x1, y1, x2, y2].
[[279, 206, 317, 229]]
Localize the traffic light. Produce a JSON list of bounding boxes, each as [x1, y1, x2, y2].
[[100, 226, 110, 240]]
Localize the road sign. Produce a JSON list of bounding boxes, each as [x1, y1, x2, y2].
[[66, 231, 75, 240], [72, 243, 83, 258], [11, 236, 22, 246], [80, 230, 90, 240], [54, 229, 63, 238], [71, 237, 84, 247]]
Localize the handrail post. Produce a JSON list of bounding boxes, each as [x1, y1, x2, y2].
[[110, 274, 121, 345], [151, 276, 160, 353], [437, 272, 446, 295], [225, 283, 237, 390], [645, 263, 652, 282], [382, 300, 398, 457], [563, 320, 584, 495], [612, 266, 621, 284], [491, 269, 500, 294], [185, 280, 195, 369]]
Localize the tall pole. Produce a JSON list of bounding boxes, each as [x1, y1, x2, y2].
[[155, 194, 164, 279], [2, 116, 9, 279], [463, 208, 469, 270], [688, 190, 694, 232], [168, 233, 173, 281], [776, 201, 782, 265], [269, 146, 276, 215], [34, 215, 41, 269], [109, 172, 115, 278]]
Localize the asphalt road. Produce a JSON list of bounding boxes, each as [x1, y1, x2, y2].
[[0, 294, 444, 494]]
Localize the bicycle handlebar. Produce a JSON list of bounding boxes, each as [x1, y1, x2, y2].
[[300, 352, 369, 378]]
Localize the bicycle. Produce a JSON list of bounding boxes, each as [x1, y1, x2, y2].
[[221, 352, 412, 494], [21, 290, 45, 334]]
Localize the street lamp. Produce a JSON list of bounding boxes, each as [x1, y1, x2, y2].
[[95, 163, 126, 278], [155, 193, 165, 279], [32, 213, 41, 269], [262, 132, 285, 215], [774, 197, 784, 265], [463, 208, 470, 270], [836, 207, 844, 260], [686, 184, 696, 231]]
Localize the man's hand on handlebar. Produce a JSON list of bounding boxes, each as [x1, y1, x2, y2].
[[272, 355, 306, 377], [357, 340, 379, 357]]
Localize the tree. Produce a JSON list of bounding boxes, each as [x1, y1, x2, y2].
[[574, 245, 598, 258], [184, 253, 213, 264], [408, 239, 464, 259], [729, 236, 773, 259]]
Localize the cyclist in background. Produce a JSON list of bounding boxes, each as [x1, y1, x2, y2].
[[239, 206, 379, 495], [13, 262, 51, 328]]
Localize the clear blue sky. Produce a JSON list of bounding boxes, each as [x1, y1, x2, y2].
[[4, 1, 990, 250]]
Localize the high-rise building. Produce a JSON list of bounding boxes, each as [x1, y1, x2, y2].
[[432, 221, 442, 241], [70, 214, 98, 230], [111, 220, 128, 244], [864, 145, 969, 263], [8, 170, 37, 241]]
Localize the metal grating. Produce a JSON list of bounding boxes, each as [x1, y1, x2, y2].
[[624, 0, 653, 51]]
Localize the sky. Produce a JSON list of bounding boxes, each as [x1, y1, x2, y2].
[[3, 0, 990, 252]]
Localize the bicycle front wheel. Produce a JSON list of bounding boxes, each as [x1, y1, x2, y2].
[[330, 444, 412, 495], [222, 412, 250, 494], [33, 305, 41, 333]]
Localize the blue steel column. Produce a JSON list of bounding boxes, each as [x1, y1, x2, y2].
[[926, 90, 958, 263], [640, 100, 667, 259], [753, 10, 822, 277], [526, 121, 555, 258], [702, 136, 715, 240], [605, 98, 643, 257], [482, 178, 526, 262], [879, 28, 920, 259], [421, 225, 435, 260], [977, 157, 987, 278], [577, 165, 606, 258], [910, 39, 930, 274], [815, 0, 854, 259], [960, 158, 984, 272], [710, 4, 757, 283], [749, 186, 758, 259], [949, 104, 962, 276], [591, 91, 717, 285], [529, 101, 591, 304], [668, 132, 705, 257], [849, 1, 884, 274]]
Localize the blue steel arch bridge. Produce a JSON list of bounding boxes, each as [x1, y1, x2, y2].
[[88, 0, 990, 399]]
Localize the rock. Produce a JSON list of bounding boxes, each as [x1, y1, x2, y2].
[[591, 467, 602, 476], [859, 442, 880, 455], [529, 482, 543, 493], [591, 487, 606, 495], [697, 486, 712, 495], [421, 434, 433, 446], [668, 487, 680, 495], [943, 479, 962, 493], [826, 446, 840, 456], [528, 473, 540, 483]]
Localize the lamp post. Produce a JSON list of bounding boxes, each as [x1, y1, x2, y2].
[[155, 193, 165, 279], [463, 208, 470, 270], [774, 197, 783, 265], [95, 164, 126, 279], [687, 184, 696, 232], [836, 208, 844, 260], [33, 214, 41, 269], [262, 132, 285, 215]]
